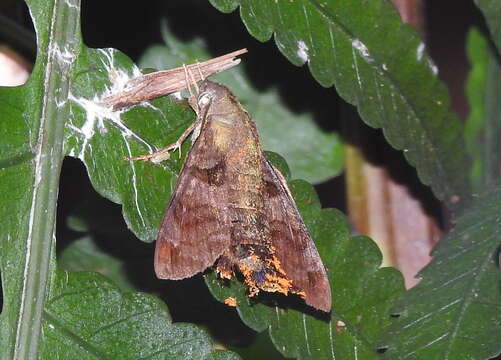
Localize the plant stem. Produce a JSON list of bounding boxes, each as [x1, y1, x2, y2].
[[13, 0, 81, 358]]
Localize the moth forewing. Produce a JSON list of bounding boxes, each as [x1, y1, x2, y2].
[[262, 159, 331, 312], [154, 85, 231, 279], [139, 80, 331, 312]]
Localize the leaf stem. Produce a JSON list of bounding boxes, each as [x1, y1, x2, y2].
[[13, 0, 81, 358]]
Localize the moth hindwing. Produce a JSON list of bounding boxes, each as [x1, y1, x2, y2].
[[135, 80, 331, 312]]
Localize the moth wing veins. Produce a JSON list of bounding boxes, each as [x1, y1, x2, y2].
[[262, 159, 332, 312]]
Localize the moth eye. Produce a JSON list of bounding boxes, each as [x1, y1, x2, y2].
[[198, 93, 211, 106]]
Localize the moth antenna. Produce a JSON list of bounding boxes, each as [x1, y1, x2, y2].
[[188, 65, 199, 94], [196, 60, 205, 81], [182, 63, 195, 98]]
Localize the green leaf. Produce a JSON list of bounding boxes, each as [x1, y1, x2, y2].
[[473, 0, 501, 53], [0, 0, 80, 357], [206, 158, 405, 359], [230, 331, 287, 360], [59, 236, 134, 291], [41, 270, 240, 360], [204, 351, 242, 360], [208, 0, 471, 209], [465, 28, 501, 189], [380, 185, 501, 359], [66, 45, 194, 242], [138, 26, 344, 184]]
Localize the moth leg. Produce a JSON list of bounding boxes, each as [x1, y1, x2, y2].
[[195, 61, 205, 81], [183, 64, 199, 96], [126, 119, 202, 163], [183, 64, 203, 118]]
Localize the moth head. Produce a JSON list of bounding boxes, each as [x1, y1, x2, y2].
[[197, 80, 229, 109]]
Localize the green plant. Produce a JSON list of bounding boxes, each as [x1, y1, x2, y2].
[[0, 1, 500, 359]]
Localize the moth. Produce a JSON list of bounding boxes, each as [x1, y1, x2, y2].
[[130, 80, 331, 312]]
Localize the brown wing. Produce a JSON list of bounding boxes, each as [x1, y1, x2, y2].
[[154, 126, 232, 280], [262, 159, 332, 312]]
